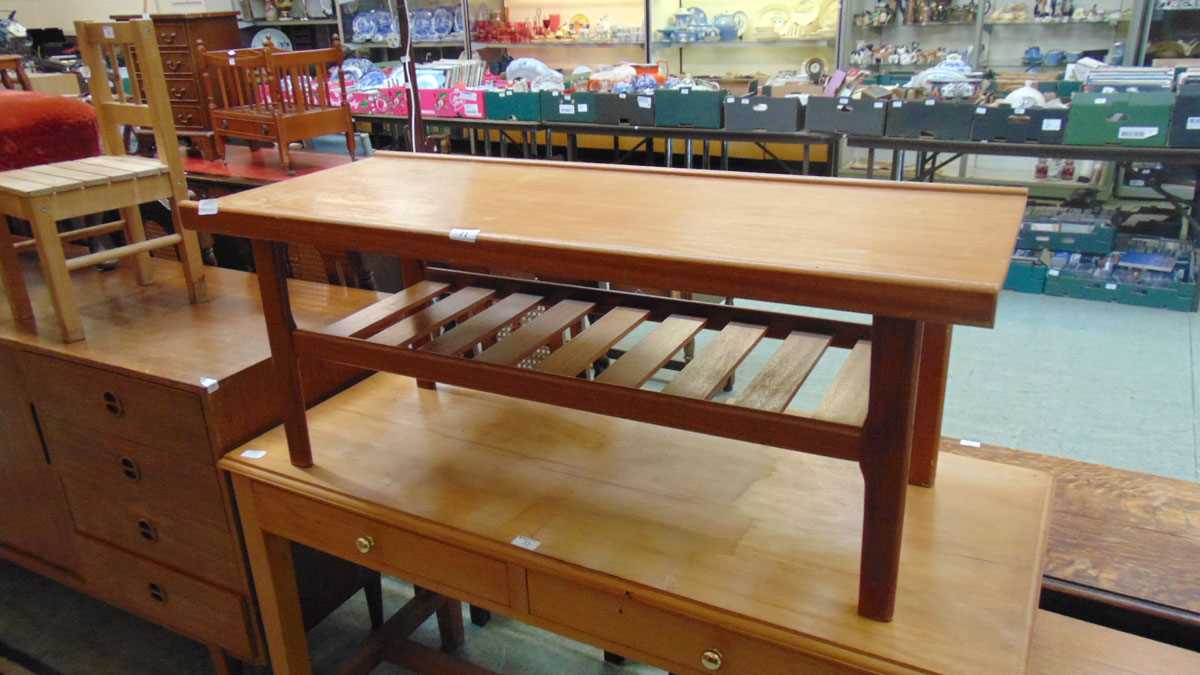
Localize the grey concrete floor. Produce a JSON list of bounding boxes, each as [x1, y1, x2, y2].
[[2, 290, 1196, 674]]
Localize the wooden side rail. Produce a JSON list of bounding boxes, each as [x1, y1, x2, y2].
[[63, 234, 181, 271], [12, 220, 128, 250]]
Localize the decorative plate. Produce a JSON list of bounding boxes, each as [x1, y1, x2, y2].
[[372, 9, 393, 34], [432, 6, 454, 38], [411, 8, 435, 40], [351, 13, 377, 42], [251, 28, 293, 50], [453, 4, 465, 34]]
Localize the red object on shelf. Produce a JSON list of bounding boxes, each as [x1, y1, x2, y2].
[[0, 90, 99, 171]]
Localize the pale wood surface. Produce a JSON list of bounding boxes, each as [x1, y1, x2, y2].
[[596, 315, 706, 387], [1029, 610, 1200, 675], [426, 293, 544, 356], [368, 287, 495, 347], [535, 306, 649, 377], [812, 341, 871, 426], [476, 299, 594, 365], [181, 154, 1027, 326], [0, 257, 384, 392], [222, 373, 1052, 674], [735, 332, 830, 412], [662, 321, 765, 399]]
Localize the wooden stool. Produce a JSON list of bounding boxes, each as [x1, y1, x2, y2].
[[0, 20, 207, 342], [0, 54, 32, 91]]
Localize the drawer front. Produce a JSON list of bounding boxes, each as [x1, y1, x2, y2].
[[253, 482, 510, 607], [214, 115, 278, 140], [63, 476, 241, 590], [43, 416, 228, 531], [172, 103, 206, 131], [165, 77, 202, 104], [19, 352, 210, 459], [78, 535, 254, 659], [154, 22, 190, 49], [160, 51, 194, 76], [527, 572, 850, 675]]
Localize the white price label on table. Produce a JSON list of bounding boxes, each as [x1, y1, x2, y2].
[[449, 228, 480, 243], [198, 199, 219, 215], [240, 449, 267, 459], [511, 535, 541, 551]]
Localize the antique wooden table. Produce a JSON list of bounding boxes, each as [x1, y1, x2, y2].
[[182, 152, 1027, 624]]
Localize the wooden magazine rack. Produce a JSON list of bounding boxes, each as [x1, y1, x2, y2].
[[182, 153, 1026, 622]]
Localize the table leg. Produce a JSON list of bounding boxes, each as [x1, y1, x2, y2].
[[866, 148, 876, 179], [858, 316, 923, 622], [500, 131, 508, 158], [802, 144, 811, 175], [567, 133, 578, 162], [891, 150, 903, 181], [522, 130, 530, 159], [483, 130, 492, 157], [645, 137, 654, 166], [436, 598, 466, 651], [910, 323, 951, 487], [702, 140, 711, 169], [251, 240, 313, 467], [685, 139, 694, 169], [721, 141, 729, 171], [665, 139, 673, 168], [232, 474, 312, 675], [468, 129, 477, 156], [544, 130, 553, 160]]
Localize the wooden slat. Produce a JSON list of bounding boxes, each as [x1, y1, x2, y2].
[[368, 287, 495, 347], [322, 280, 449, 339], [812, 340, 871, 426], [99, 101, 153, 127], [735, 331, 831, 412], [477, 299, 595, 366], [64, 234, 181, 271], [0, 172, 55, 196], [53, 159, 140, 179], [596, 315, 706, 388], [663, 322, 766, 400], [536, 306, 649, 377], [1, 168, 84, 192], [74, 156, 166, 178], [424, 293, 543, 356], [20, 164, 111, 187]]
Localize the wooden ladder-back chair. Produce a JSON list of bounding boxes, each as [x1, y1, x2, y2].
[[0, 19, 207, 342], [0, 54, 32, 90], [198, 37, 354, 174]]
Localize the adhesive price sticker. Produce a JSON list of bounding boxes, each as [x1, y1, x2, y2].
[[637, 96, 652, 109], [1117, 126, 1159, 140], [1042, 118, 1063, 131], [1187, 116, 1200, 131], [449, 228, 480, 243], [1105, 283, 1118, 290], [197, 199, 219, 216], [103, 26, 115, 39], [558, 104, 575, 115], [511, 535, 541, 551], [240, 449, 267, 459], [924, 99, 936, 106], [959, 439, 982, 448], [577, 103, 588, 113], [975, 106, 987, 115], [873, 101, 884, 108], [1047, 269, 1061, 277]]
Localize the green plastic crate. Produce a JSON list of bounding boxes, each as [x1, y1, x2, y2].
[[654, 88, 724, 129], [540, 91, 598, 123], [1043, 270, 1119, 302], [1114, 282, 1198, 311], [486, 91, 540, 121], [1065, 91, 1174, 147], [1018, 209, 1117, 255], [1004, 260, 1047, 294]]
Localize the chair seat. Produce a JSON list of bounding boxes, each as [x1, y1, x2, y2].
[[0, 155, 168, 197]]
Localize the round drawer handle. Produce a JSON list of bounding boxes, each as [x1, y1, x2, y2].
[[102, 391, 124, 417], [148, 582, 167, 603], [137, 518, 159, 542], [354, 535, 375, 554], [700, 649, 723, 671], [119, 456, 142, 481]]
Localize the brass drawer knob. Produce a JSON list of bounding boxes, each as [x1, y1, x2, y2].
[[700, 649, 723, 671], [354, 535, 375, 554], [103, 391, 124, 417], [119, 456, 141, 481]]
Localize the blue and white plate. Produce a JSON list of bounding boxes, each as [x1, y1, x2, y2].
[[432, 7, 454, 38], [453, 4, 465, 34], [411, 8, 435, 40], [351, 13, 377, 42]]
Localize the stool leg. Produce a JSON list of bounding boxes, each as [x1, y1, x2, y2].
[[169, 200, 209, 304], [0, 217, 33, 322], [30, 206, 84, 342], [435, 598, 465, 652], [120, 205, 154, 285]]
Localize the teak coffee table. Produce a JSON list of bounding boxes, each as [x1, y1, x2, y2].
[[182, 153, 1027, 624]]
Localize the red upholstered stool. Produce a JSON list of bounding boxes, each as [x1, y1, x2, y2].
[[0, 89, 100, 170]]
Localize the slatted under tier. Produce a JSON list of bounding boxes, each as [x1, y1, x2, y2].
[[294, 270, 875, 462]]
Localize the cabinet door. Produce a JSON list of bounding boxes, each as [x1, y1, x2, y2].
[[0, 348, 78, 573]]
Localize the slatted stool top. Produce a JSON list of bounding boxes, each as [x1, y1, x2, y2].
[[0, 156, 168, 197]]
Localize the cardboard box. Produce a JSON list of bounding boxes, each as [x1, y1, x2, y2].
[[1065, 91, 1174, 147], [804, 96, 888, 136], [418, 88, 458, 117], [723, 95, 804, 132], [28, 72, 80, 97], [594, 92, 655, 126], [885, 99, 975, 140], [540, 91, 598, 123], [971, 104, 1068, 144], [486, 90, 540, 121], [654, 88, 724, 129]]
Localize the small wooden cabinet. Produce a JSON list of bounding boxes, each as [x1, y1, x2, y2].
[[111, 11, 242, 159], [0, 259, 384, 671]]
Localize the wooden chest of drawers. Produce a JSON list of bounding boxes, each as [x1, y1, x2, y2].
[[0, 259, 384, 671], [111, 12, 241, 159]]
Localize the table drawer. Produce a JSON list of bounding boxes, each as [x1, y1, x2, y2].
[[214, 115, 278, 140], [19, 352, 210, 458], [160, 51, 194, 76], [43, 415, 228, 531], [154, 22, 190, 49], [527, 571, 850, 675], [252, 482, 510, 607], [78, 535, 254, 660], [165, 77, 202, 103], [63, 476, 241, 590], [172, 103, 206, 131]]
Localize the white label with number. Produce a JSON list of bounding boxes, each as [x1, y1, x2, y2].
[[1042, 118, 1063, 131], [1118, 126, 1159, 140], [1105, 283, 1118, 290], [577, 103, 588, 113], [511, 535, 541, 551], [1095, 97, 1108, 104], [892, 101, 903, 108], [637, 96, 652, 109], [559, 104, 575, 115], [103, 26, 115, 39], [976, 106, 987, 115], [1188, 116, 1200, 130], [873, 101, 884, 108], [924, 99, 936, 106], [449, 228, 480, 243], [1048, 269, 1061, 277], [198, 199, 218, 215]]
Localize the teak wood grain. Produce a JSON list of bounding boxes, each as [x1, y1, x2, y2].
[[222, 373, 1051, 674], [1029, 610, 1200, 674], [534, 306, 649, 377], [180, 153, 1027, 326]]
